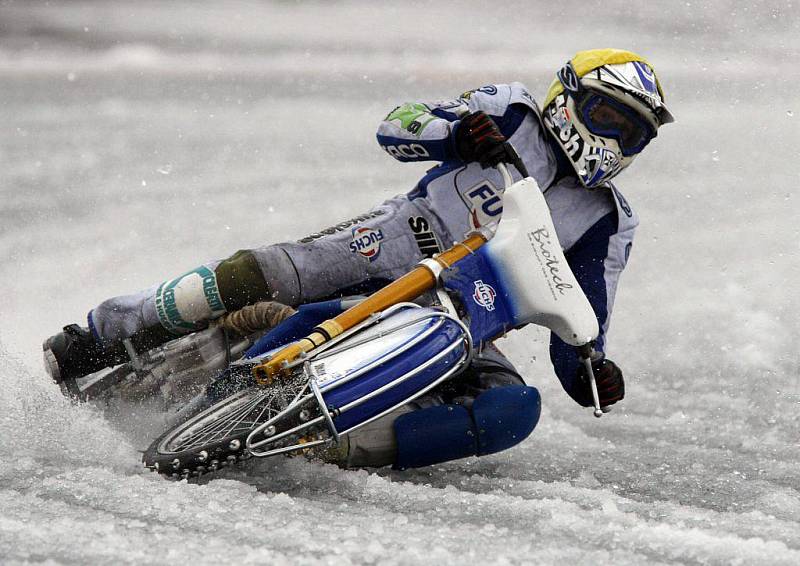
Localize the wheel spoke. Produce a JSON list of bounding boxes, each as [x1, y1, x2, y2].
[[162, 379, 304, 453], [167, 391, 270, 452], [157, 375, 310, 456]]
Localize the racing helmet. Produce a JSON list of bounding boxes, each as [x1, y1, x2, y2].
[[542, 48, 674, 188]]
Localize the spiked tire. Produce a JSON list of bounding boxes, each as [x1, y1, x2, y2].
[[143, 379, 302, 479]]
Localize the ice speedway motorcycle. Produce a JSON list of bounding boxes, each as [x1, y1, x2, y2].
[[59, 148, 609, 479]]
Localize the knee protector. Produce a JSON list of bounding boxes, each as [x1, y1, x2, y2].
[[472, 384, 541, 456], [394, 385, 540, 469], [154, 266, 228, 334], [215, 249, 272, 311]]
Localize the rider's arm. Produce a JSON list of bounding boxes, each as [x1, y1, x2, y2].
[[376, 83, 535, 163], [376, 102, 463, 162], [548, 201, 637, 405]]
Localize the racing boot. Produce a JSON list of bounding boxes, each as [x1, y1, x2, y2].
[[43, 324, 128, 396]]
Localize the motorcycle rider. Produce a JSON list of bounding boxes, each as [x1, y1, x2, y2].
[[44, 49, 673, 468]]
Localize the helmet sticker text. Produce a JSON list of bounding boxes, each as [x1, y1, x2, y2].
[[557, 62, 581, 94]]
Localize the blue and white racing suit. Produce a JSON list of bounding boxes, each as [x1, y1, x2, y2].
[[88, 83, 638, 466], [373, 83, 638, 403]]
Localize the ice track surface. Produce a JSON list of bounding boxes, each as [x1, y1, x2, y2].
[[1, 1, 798, 564]]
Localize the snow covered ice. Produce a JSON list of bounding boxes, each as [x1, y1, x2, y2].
[[1, 1, 798, 564]]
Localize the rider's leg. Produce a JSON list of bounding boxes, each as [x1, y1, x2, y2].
[[45, 201, 428, 383], [328, 347, 541, 469], [393, 383, 541, 469], [44, 246, 301, 384], [90, 247, 301, 344]]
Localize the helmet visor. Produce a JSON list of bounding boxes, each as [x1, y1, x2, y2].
[[578, 92, 657, 157]]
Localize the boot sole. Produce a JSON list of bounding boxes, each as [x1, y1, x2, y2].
[[42, 340, 81, 398], [42, 341, 62, 383]]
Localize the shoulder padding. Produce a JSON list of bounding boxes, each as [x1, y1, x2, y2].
[[464, 83, 541, 119]]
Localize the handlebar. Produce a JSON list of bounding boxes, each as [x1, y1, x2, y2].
[[489, 142, 530, 183]]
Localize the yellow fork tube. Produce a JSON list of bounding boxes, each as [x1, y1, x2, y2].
[[252, 233, 487, 384]]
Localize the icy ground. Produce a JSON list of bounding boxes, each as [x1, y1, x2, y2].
[[1, 1, 798, 564]]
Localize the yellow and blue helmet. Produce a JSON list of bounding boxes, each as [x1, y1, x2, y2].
[[542, 49, 674, 188]]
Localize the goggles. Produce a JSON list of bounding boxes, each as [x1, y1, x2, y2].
[[576, 91, 657, 157]]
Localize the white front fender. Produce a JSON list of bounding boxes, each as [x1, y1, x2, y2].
[[482, 177, 599, 346]]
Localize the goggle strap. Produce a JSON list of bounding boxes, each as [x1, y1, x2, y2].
[[557, 61, 583, 98]]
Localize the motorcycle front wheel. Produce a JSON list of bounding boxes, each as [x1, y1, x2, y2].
[[143, 379, 299, 479]]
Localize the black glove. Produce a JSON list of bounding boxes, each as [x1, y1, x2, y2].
[[454, 111, 507, 167], [576, 357, 625, 408]]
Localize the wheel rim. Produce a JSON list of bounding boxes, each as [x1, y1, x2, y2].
[[157, 387, 285, 455]]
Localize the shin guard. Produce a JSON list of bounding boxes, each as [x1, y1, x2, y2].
[[394, 385, 540, 469]]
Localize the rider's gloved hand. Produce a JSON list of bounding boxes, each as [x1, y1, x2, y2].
[[576, 357, 625, 407], [454, 111, 507, 168]]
